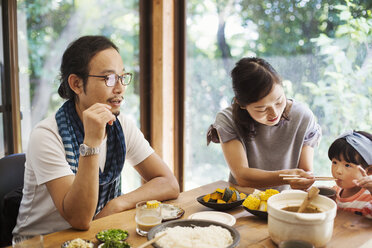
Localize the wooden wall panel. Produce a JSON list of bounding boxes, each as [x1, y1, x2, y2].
[[151, 0, 175, 171]]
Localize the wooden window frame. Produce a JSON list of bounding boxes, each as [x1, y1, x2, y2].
[[2, 0, 22, 155], [140, 0, 185, 191]]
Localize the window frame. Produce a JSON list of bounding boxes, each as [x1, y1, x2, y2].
[[2, 0, 22, 155]]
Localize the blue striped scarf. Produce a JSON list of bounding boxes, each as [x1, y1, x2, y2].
[[55, 100, 126, 215]]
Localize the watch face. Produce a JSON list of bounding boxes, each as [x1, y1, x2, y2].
[[80, 144, 87, 156], [79, 144, 99, 156]]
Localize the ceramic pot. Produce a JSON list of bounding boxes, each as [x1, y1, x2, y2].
[[267, 190, 337, 248]]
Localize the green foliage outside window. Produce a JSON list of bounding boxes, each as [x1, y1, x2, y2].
[[185, 0, 372, 188]]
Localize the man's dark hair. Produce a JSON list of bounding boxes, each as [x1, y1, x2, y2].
[[58, 35, 119, 102]]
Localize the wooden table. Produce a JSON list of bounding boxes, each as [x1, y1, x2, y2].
[[40, 180, 372, 248]]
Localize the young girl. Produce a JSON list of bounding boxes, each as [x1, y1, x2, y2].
[[207, 57, 321, 191], [328, 130, 372, 218]]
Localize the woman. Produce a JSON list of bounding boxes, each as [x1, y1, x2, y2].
[[207, 57, 321, 191]]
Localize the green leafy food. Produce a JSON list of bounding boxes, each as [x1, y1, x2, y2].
[[102, 240, 131, 248], [96, 229, 129, 242]]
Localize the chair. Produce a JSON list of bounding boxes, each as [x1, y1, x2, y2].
[[0, 153, 26, 247]]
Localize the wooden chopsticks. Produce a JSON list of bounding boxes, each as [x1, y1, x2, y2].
[[136, 232, 167, 248], [279, 174, 336, 181]]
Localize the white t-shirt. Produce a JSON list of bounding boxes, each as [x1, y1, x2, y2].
[[13, 113, 154, 236]]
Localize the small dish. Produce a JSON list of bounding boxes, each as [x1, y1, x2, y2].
[[243, 206, 268, 219], [318, 187, 336, 199], [96, 229, 129, 242], [97, 240, 131, 248], [188, 211, 236, 226], [61, 239, 94, 248], [161, 203, 185, 221], [196, 195, 244, 211]]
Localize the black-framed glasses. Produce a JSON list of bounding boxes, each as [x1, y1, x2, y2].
[[88, 72, 132, 87]]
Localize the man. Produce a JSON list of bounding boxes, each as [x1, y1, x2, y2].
[[13, 35, 180, 235]]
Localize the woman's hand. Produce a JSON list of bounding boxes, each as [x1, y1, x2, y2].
[[281, 168, 315, 190]]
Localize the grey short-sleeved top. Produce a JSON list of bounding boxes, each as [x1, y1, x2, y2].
[[207, 99, 321, 191]]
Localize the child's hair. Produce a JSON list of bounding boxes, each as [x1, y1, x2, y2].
[[328, 131, 372, 169]]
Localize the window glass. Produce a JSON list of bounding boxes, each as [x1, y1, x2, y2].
[[17, 0, 141, 192], [185, 0, 372, 190]]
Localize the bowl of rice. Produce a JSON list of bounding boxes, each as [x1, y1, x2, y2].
[[147, 219, 240, 248]]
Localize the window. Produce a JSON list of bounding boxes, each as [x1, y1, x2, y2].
[[17, 0, 141, 192], [185, 0, 372, 190]]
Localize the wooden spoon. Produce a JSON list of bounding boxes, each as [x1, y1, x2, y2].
[[137, 232, 167, 248], [297, 186, 320, 213]]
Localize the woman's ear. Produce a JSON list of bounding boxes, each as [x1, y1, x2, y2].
[[68, 74, 84, 95], [234, 99, 245, 110]]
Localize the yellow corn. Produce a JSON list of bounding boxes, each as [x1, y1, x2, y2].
[[243, 195, 260, 210], [146, 200, 160, 208]]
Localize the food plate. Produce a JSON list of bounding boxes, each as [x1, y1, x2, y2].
[[196, 195, 244, 211], [243, 206, 268, 219], [97, 240, 131, 248], [188, 211, 236, 226], [61, 239, 94, 248], [96, 229, 129, 242], [161, 203, 185, 221], [148, 219, 240, 248]]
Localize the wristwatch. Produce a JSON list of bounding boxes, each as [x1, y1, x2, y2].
[[79, 143, 100, 156]]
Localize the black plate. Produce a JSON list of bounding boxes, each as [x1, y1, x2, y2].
[[147, 219, 240, 248], [196, 195, 244, 211], [96, 229, 129, 242], [243, 206, 268, 219]]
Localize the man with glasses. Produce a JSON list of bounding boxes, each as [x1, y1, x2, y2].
[[13, 35, 180, 236]]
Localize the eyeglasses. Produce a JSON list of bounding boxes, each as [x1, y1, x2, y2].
[[88, 72, 132, 87]]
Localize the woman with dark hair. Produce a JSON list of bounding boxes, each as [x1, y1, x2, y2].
[[207, 57, 321, 191]]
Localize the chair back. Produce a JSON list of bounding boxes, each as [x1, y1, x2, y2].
[[0, 153, 26, 205], [0, 153, 25, 247]]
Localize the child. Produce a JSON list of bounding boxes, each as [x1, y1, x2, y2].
[[328, 130, 372, 218]]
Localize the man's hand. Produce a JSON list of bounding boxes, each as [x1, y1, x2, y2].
[[94, 198, 131, 219], [82, 103, 116, 147]]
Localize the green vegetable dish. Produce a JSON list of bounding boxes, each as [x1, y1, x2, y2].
[[101, 240, 130, 248], [96, 229, 129, 242]]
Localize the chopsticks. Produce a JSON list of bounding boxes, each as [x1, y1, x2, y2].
[[279, 174, 336, 181], [136, 232, 167, 248]]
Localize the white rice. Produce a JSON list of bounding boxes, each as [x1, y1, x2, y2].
[[155, 225, 233, 248]]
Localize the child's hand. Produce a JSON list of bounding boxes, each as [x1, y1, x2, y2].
[[353, 166, 372, 194]]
